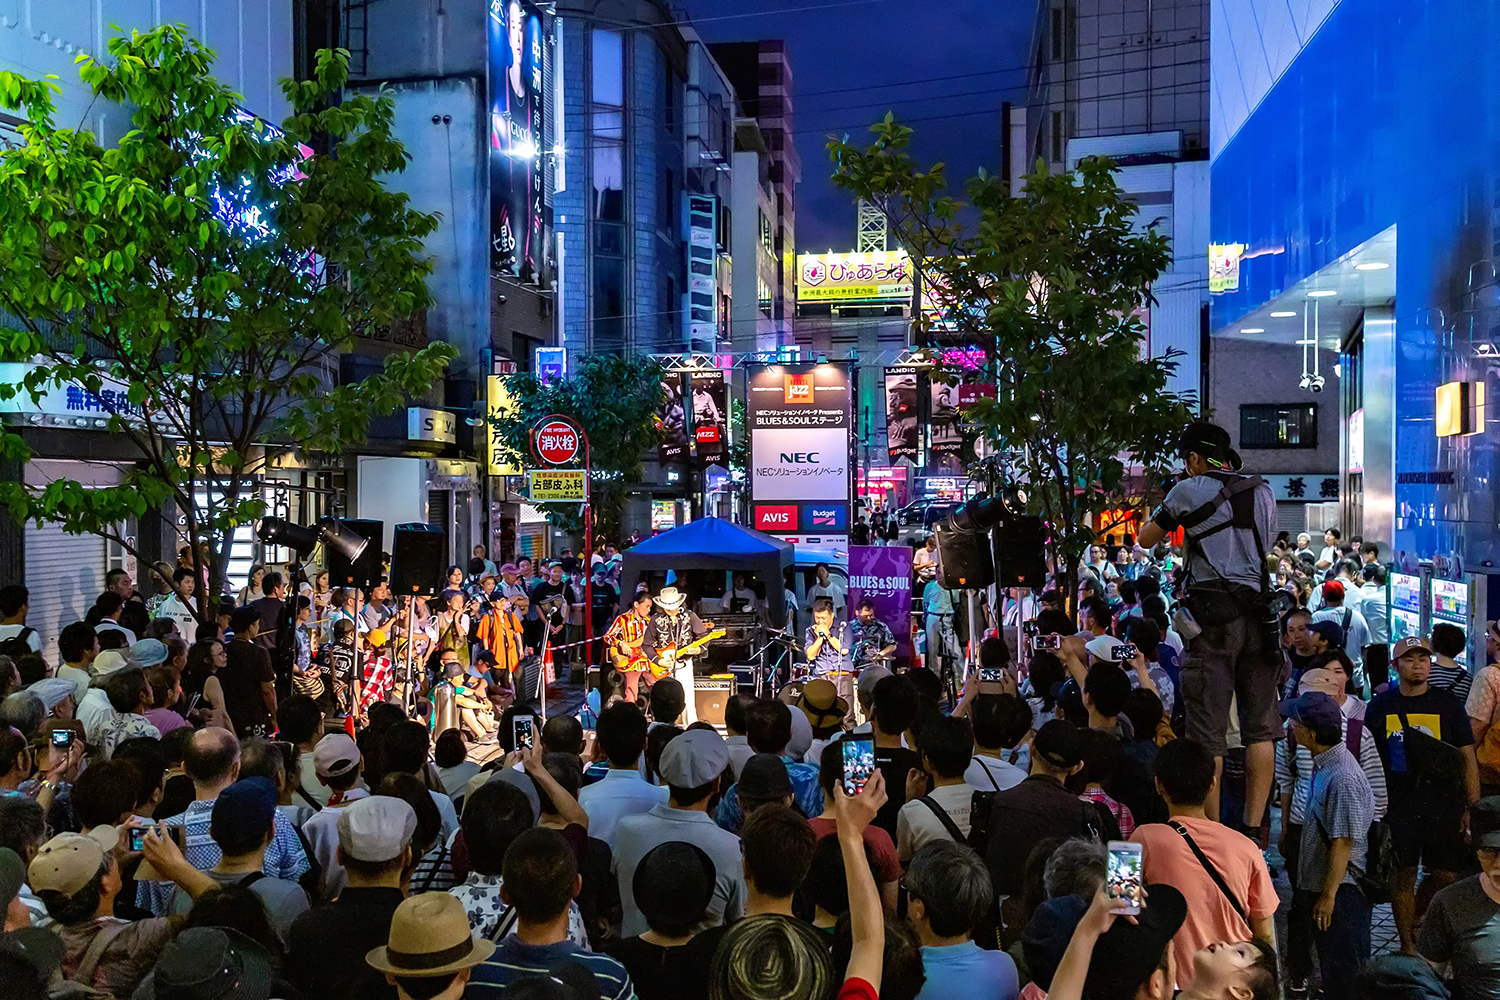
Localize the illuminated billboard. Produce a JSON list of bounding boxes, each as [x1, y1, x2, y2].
[[748, 364, 853, 537], [489, 0, 549, 282], [797, 251, 913, 302]]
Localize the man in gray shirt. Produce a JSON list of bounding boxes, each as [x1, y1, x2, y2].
[[1420, 796, 1500, 999], [611, 728, 746, 937], [1139, 420, 1278, 838], [1285, 691, 1374, 1000]]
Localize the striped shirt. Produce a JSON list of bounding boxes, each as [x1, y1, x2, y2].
[[1275, 696, 1389, 823], [468, 938, 634, 1000], [603, 613, 649, 671], [1429, 658, 1474, 705], [137, 797, 311, 914]]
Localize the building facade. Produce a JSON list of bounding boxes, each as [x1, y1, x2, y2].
[[709, 40, 798, 346], [1025, 0, 1209, 402], [1209, 0, 1500, 633]]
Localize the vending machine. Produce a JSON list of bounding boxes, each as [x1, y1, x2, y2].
[[1422, 568, 1499, 669], [1388, 570, 1425, 645]]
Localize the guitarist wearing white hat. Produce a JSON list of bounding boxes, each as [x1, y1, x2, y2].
[[640, 586, 715, 725]]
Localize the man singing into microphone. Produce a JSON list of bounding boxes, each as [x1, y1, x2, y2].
[[805, 596, 855, 706]]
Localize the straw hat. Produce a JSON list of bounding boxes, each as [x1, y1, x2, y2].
[[365, 893, 494, 977]]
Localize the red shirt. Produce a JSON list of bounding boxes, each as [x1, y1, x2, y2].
[[839, 978, 878, 1000], [806, 817, 902, 885]]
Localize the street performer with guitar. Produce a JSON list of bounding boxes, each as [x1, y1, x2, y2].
[[640, 586, 717, 725], [604, 590, 655, 703]]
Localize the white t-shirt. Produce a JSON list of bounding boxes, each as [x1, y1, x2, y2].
[[722, 587, 760, 612], [808, 580, 846, 613], [896, 780, 978, 862], [0, 624, 41, 652]]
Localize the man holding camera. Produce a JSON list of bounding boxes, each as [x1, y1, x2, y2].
[[1138, 421, 1278, 833]]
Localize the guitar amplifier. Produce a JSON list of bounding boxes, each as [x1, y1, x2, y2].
[[694, 674, 738, 729]]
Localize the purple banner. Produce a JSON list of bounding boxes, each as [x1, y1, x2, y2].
[[848, 545, 914, 668]]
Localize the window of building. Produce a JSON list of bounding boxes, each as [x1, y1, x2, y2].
[[1051, 8, 1064, 60], [1051, 110, 1063, 163], [1240, 404, 1318, 449], [593, 256, 625, 352], [666, 275, 679, 341], [758, 62, 781, 85], [592, 30, 624, 106], [592, 145, 624, 221], [758, 277, 772, 317], [765, 129, 784, 151], [664, 61, 677, 132], [659, 169, 676, 234], [759, 209, 773, 252]]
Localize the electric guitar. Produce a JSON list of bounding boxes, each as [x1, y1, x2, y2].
[[645, 628, 726, 680]]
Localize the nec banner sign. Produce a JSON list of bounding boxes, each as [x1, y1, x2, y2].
[[748, 363, 852, 537]]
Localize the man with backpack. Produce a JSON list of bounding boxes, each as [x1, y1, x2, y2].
[[0, 585, 40, 656], [896, 714, 979, 864], [1136, 421, 1280, 834], [1312, 581, 1371, 692], [1366, 635, 1481, 955]]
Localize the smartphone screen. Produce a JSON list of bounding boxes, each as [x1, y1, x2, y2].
[[50, 729, 74, 748], [840, 737, 874, 797], [129, 827, 147, 852], [1034, 634, 1062, 650], [1023, 619, 1040, 636], [1112, 643, 1137, 662], [978, 667, 1006, 683], [513, 715, 536, 750], [1106, 840, 1144, 914]]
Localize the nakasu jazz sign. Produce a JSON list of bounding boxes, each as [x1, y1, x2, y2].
[[748, 364, 852, 537]]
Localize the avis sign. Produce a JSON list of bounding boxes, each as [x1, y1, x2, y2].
[[532, 416, 583, 466]]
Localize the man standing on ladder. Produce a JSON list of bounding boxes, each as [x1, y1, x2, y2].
[[1138, 421, 1280, 834]]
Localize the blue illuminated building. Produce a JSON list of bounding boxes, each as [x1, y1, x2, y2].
[[1210, 1, 1500, 583]]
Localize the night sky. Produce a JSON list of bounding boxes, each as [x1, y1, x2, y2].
[[676, 0, 1037, 252]]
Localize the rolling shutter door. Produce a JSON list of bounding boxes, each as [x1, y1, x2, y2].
[[24, 522, 107, 667]]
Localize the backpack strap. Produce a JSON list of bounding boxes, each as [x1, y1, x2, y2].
[[295, 783, 322, 812], [1344, 717, 1364, 757], [490, 903, 521, 942], [70, 920, 128, 987], [973, 757, 1002, 792], [1169, 821, 1249, 927], [238, 871, 266, 889], [419, 844, 449, 893], [918, 796, 967, 844]]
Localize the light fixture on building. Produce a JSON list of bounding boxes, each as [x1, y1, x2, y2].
[[1240, 327, 1265, 334], [1354, 262, 1389, 271], [1307, 289, 1337, 298], [1299, 301, 1325, 392], [1436, 380, 1486, 437], [1270, 311, 1297, 318]]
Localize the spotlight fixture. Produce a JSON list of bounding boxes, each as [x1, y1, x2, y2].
[[1270, 311, 1297, 318], [1240, 328, 1265, 334], [1354, 262, 1389, 271], [255, 516, 370, 561], [1307, 290, 1337, 298]]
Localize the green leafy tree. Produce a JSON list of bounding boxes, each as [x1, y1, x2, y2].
[[832, 118, 1197, 597], [0, 27, 456, 621], [489, 354, 666, 542]]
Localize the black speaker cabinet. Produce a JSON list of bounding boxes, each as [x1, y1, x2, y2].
[[326, 518, 383, 593], [695, 675, 737, 729], [390, 522, 447, 598], [992, 515, 1048, 589], [935, 521, 995, 590]]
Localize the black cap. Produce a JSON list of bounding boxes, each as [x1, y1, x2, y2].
[[1086, 884, 1188, 999], [1033, 720, 1085, 769], [1176, 420, 1242, 471], [153, 928, 273, 1000], [1472, 796, 1500, 850], [738, 753, 794, 801]]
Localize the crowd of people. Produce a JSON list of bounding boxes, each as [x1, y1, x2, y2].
[[0, 421, 1496, 1000]]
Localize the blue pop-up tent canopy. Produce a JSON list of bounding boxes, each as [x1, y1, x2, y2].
[[619, 516, 794, 628]]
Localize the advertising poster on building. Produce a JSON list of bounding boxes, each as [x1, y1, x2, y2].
[[488, 0, 548, 281], [849, 545, 913, 666], [657, 373, 688, 465], [929, 378, 963, 459], [884, 366, 920, 463], [690, 368, 729, 468], [797, 251, 913, 303], [748, 364, 852, 537]]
